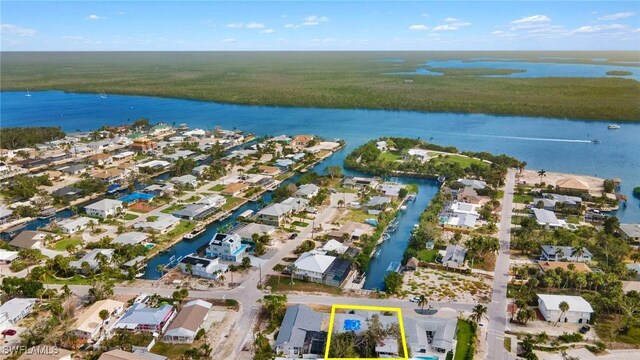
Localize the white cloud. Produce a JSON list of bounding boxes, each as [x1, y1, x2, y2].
[[261, 29, 275, 34], [303, 15, 329, 26], [409, 24, 431, 31], [634, 28, 640, 33], [284, 24, 300, 29], [433, 25, 458, 31], [246, 22, 265, 29], [226, 23, 244, 28], [421, 13, 430, 17], [598, 12, 636, 21], [85, 14, 103, 20], [451, 21, 471, 27], [572, 24, 627, 33], [1, 24, 37, 37], [444, 17, 458, 23], [61, 35, 83, 40], [511, 15, 551, 25], [117, 12, 126, 15], [223, 38, 236, 43]]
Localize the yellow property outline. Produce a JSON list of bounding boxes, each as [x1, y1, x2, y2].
[[324, 304, 409, 360]]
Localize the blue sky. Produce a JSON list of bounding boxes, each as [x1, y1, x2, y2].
[[1, 1, 639, 51]]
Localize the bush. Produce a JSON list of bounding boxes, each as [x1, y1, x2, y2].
[[194, 328, 206, 340], [558, 332, 583, 343]]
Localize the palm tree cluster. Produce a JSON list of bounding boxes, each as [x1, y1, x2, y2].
[[329, 314, 405, 358]]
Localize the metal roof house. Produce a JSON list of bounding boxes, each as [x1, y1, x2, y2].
[[294, 183, 320, 199], [206, 233, 248, 262], [113, 303, 176, 333], [85, 199, 124, 219], [442, 245, 467, 268], [163, 299, 212, 344], [540, 245, 592, 263], [112, 232, 149, 246], [274, 304, 327, 357], [532, 208, 568, 229], [70, 248, 115, 272], [179, 254, 228, 279], [537, 294, 594, 324]]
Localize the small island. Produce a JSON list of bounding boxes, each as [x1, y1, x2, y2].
[[428, 67, 527, 76], [606, 70, 633, 76]]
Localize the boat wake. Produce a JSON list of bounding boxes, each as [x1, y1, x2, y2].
[[466, 133, 593, 143]]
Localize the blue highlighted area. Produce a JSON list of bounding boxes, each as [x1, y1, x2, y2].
[[118, 191, 155, 204], [343, 319, 361, 331]]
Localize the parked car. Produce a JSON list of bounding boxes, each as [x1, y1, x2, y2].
[[289, 233, 298, 239], [1, 329, 16, 336], [409, 296, 420, 303], [579, 325, 591, 334]]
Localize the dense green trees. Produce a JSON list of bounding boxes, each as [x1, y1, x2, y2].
[[384, 272, 403, 294], [171, 157, 197, 176], [0, 127, 65, 149], [1, 174, 52, 199]]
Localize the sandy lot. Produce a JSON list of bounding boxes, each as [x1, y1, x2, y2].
[[402, 267, 492, 303], [517, 169, 605, 195]]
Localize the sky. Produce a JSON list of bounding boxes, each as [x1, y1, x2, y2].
[[1, 1, 639, 51]]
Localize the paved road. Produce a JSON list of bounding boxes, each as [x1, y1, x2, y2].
[[487, 169, 516, 360]]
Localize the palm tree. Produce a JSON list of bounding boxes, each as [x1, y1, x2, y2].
[[418, 294, 428, 312], [537, 169, 547, 185], [556, 301, 570, 325], [287, 263, 298, 285], [337, 199, 345, 208], [98, 309, 110, 339], [469, 304, 488, 324]]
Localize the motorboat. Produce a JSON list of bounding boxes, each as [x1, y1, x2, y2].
[[607, 124, 620, 129], [592, 139, 601, 144]]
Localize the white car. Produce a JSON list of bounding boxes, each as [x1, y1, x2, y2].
[[409, 296, 420, 303]]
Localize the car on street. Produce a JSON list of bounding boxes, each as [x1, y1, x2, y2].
[[289, 233, 298, 239], [409, 296, 420, 302], [579, 325, 591, 334], [1, 329, 16, 336]]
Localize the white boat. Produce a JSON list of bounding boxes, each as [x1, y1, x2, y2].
[[25, 89, 32, 97], [400, 205, 407, 211], [100, 91, 107, 99], [608, 124, 620, 129]]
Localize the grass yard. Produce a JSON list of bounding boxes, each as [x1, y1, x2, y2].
[[513, 194, 534, 203], [161, 204, 185, 214], [504, 337, 512, 352], [417, 249, 440, 263], [430, 154, 485, 169], [50, 237, 82, 251], [595, 315, 640, 346], [379, 151, 402, 162], [151, 342, 192, 358], [122, 213, 139, 221], [146, 215, 159, 222], [292, 221, 309, 227], [454, 319, 475, 360], [44, 274, 92, 285], [221, 196, 245, 211], [158, 220, 196, 242], [209, 184, 225, 191], [340, 209, 371, 223], [265, 276, 343, 295], [405, 183, 419, 194]]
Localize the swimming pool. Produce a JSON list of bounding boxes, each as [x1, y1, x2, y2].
[[145, 244, 155, 249], [343, 319, 361, 331], [412, 356, 438, 360]]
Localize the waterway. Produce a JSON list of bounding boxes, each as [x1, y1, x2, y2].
[[2, 91, 640, 287]]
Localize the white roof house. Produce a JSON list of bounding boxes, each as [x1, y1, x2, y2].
[[532, 208, 567, 228], [170, 174, 198, 188], [0, 249, 19, 263], [446, 214, 478, 229], [70, 249, 115, 271], [293, 251, 336, 281], [407, 148, 430, 162], [85, 199, 124, 219], [294, 183, 320, 199], [620, 223, 640, 242], [58, 216, 94, 234], [0, 298, 37, 324], [537, 294, 594, 324], [134, 215, 180, 234], [321, 239, 349, 254], [113, 232, 149, 246], [450, 201, 480, 216], [74, 299, 125, 340], [456, 178, 487, 190]]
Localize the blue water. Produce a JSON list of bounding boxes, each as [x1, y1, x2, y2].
[[387, 60, 640, 80], [363, 180, 439, 290]]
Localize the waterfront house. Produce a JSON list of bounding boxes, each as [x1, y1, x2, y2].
[[112, 232, 149, 246], [173, 196, 224, 221], [163, 300, 212, 344], [532, 208, 567, 229], [364, 196, 392, 209], [275, 158, 295, 169], [191, 165, 209, 177], [294, 183, 320, 199], [206, 233, 248, 262], [58, 164, 90, 175], [0, 249, 18, 264], [138, 160, 170, 171], [179, 254, 228, 279], [74, 299, 125, 341], [133, 215, 179, 234], [0, 207, 13, 225], [256, 203, 293, 226], [0, 298, 37, 325], [292, 134, 314, 150], [406, 148, 430, 162], [533, 193, 582, 211], [70, 249, 115, 272], [9, 230, 52, 249], [258, 165, 281, 176], [456, 178, 487, 190], [555, 177, 590, 194], [142, 183, 175, 197], [619, 223, 640, 243], [442, 245, 467, 268], [537, 294, 593, 324], [113, 303, 176, 333], [378, 183, 404, 197], [89, 153, 113, 166], [58, 216, 94, 234], [342, 176, 379, 190], [376, 140, 388, 152], [149, 124, 173, 137], [220, 182, 247, 197], [231, 222, 276, 242], [93, 168, 126, 184], [85, 199, 124, 219], [170, 174, 198, 189], [540, 245, 592, 262]]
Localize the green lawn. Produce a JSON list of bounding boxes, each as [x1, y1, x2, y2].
[[265, 276, 343, 295], [151, 342, 192, 358], [595, 315, 640, 346], [161, 204, 185, 214], [417, 249, 439, 263], [513, 194, 534, 203], [146, 215, 159, 222], [209, 184, 225, 191], [44, 274, 92, 285], [340, 209, 371, 223], [454, 319, 475, 360], [158, 220, 196, 242], [122, 213, 139, 221], [292, 221, 309, 227], [405, 183, 419, 194], [430, 154, 485, 169], [379, 151, 402, 162], [50, 237, 82, 251], [221, 196, 245, 211], [504, 337, 512, 352]]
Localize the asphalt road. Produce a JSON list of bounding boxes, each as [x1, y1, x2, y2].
[[487, 169, 516, 360]]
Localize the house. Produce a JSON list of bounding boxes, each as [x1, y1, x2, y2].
[[149, 124, 173, 136], [445, 213, 479, 230], [17, 347, 73, 360], [70, 249, 115, 272], [378, 183, 404, 197], [269, 134, 292, 143], [537, 294, 593, 324], [0, 249, 18, 264], [179, 254, 228, 279], [540, 245, 592, 262], [58, 164, 90, 175], [163, 150, 196, 163], [52, 186, 83, 199], [555, 177, 590, 194], [275, 304, 326, 357], [292, 251, 336, 283], [449, 201, 480, 216], [113, 151, 135, 161], [173, 196, 224, 221], [134, 215, 179, 234], [206, 233, 247, 262], [258, 165, 280, 176], [138, 160, 170, 171], [142, 183, 175, 197], [532, 208, 567, 228], [57, 216, 94, 234], [256, 203, 292, 226], [456, 187, 484, 204], [321, 239, 349, 254], [533, 193, 582, 211], [619, 223, 640, 243], [9, 230, 51, 249], [376, 140, 388, 152], [98, 349, 167, 360], [131, 138, 157, 153], [442, 245, 466, 268], [112, 232, 149, 246], [88, 153, 113, 166], [406, 148, 430, 162], [292, 134, 314, 149], [0, 206, 13, 224], [0, 297, 37, 324], [191, 165, 209, 177], [281, 197, 310, 212], [456, 178, 487, 190], [294, 183, 320, 199], [275, 158, 295, 169], [170, 174, 198, 189], [232, 222, 276, 242], [74, 299, 125, 340], [113, 303, 176, 333], [93, 168, 126, 184], [342, 176, 379, 190], [538, 261, 592, 273], [402, 316, 458, 356], [365, 196, 391, 209], [163, 300, 212, 344], [220, 182, 247, 197], [327, 222, 368, 241], [85, 199, 124, 219]]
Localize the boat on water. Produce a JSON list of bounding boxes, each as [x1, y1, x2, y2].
[[373, 249, 381, 258], [400, 205, 407, 211], [100, 91, 107, 99], [592, 139, 601, 144], [406, 194, 416, 202], [382, 233, 391, 241], [25, 89, 32, 97], [386, 261, 401, 273], [183, 227, 205, 240], [608, 124, 620, 130], [37, 208, 57, 220]]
